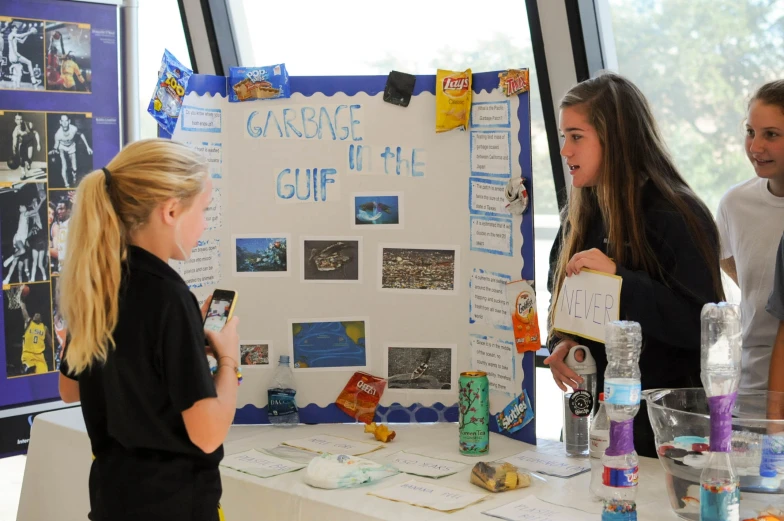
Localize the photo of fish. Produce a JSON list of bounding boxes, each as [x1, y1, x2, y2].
[[351, 193, 403, 228], [234, 235, 289, 276], [380, 245, 458, 293], [302, 238, 361, 282], [290, 319, 367, 370], [386, 346, 454, 390]]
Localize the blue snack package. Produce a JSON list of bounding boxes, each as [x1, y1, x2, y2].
[[495, 390, 534, 435], [229, 64, 290, 103], [147, 49, 193, 134]]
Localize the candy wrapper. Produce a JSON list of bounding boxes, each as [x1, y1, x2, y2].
[[436, 68, 472, 133], [495, 390, 534, 435], [335, 371, 387, 424], [506, 279, 541, 353], [470, 462, 531, 492], [148, 50, 192, 134], [229, 64, 290, 102], [498, 69, 530, 97]]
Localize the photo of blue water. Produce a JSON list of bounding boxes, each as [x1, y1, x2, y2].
[[291, 321, 366, 368], [354, 195, 400, 225]]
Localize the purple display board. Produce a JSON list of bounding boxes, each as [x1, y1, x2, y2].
[[0, 0, 120, 416]]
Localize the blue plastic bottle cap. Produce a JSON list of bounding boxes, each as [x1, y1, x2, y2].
[[280, 355, 290, 363], [760, 468, 778, 478]]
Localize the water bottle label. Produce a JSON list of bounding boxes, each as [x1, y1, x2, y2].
[[569, 390, 594, 417], [602, 466, 638, 487], [268, 391, 298, 417], [604, 382, 641, 406], [590, 432, 610, 458]]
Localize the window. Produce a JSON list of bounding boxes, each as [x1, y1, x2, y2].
[[227, 0, 563, 440], [137, 0, 191, 139]]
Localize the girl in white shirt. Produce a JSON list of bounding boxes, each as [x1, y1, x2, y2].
[[716, 80, 784, 389]]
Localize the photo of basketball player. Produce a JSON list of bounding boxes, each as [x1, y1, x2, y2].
[[3, 282, 54, 377], [44, 21, 91, 92], [47, 113, 93, 188], [49, 191, 73, 275], [51, 275, 67, 371], [0, 182, 49, 285], [0, 111, 47, 186], [0, 19, 44, 91]]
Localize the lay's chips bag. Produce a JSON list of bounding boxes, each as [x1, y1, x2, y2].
[[436, 69, 472, 133]]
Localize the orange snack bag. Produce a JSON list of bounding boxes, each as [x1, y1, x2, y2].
[[436, 69, 472, 133], [506, 280, 541, 353], [335, 372, 387, 424]]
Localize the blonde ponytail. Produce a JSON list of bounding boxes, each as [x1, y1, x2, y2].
[[61, 139, 208, 374]]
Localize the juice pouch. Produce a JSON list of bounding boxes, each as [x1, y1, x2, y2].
[[147, 49, 192, 134], [229, 64, 291, 103], [506, 279, 541, 353], [335, 372, 387, 424], [436, 68, 472, 133]]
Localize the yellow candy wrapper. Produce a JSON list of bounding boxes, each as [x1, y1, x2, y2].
[[436, 69, 472, 133], [470, 461, 532, 492], [498, 69, 530, 97]]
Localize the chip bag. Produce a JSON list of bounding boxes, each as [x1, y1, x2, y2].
[[436, 68, 472, 133], [335, 372, 386, 424], [506, 279, 541, 353], [470, 461, 532, 492], [147, 49, 192, 134], [229, 64, 290, 102]]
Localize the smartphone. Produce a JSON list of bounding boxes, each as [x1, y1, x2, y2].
[[203, 289, 237, 333]]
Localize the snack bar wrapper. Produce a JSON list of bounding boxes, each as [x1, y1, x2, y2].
[[335, 372, 387, 424], [498, 69, 530, 97], [495, 390, 534, 435], [148, 49, 193, 134], [229, 64, 290, 102], [470, 461, 532, 492], [506, 279, 541, 353], [436, 68, 472, 133]]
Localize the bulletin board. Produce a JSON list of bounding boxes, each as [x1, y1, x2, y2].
[[165, 71, 537, 445]]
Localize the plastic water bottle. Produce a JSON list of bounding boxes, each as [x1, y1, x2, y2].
[[564, 345, 597, 457], [601, 321, 642, 521], [699, 303, 742, 521], [268, 355, 300, 427], [590, 393, 610, 498]]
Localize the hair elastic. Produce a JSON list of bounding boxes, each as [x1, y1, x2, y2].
[[102, 167, 112, 191]]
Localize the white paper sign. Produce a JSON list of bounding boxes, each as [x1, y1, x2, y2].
[[483, 496, 596, 521], [220, 449, 306, 478], [186, 141, 223, 178], [387, 451, 468, 478], [470, 269, 513, 329], [471, 217, 513, 256], [471, 131, 512, 177], [500, 451, 590, 478], [206, 188, 223, 231], [171, 238, 221, 290], [470, 177, 509, 215], [368, 479, 488, 513], [282, 434, 382, 456], [553, 269, 623, 343], [470, 335, 515, 395], [471, 101, 511, 128], [181, 106, 222, 133]]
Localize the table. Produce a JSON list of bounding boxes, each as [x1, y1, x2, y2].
[[17, 408, 679, 521]]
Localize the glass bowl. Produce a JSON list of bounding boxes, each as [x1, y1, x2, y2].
[[644, 388, 784, 521]]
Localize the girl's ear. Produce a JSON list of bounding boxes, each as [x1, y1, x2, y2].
[[160, 198, 181, 226]]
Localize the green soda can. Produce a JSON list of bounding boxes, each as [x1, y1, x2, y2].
[[458, 371, 489, 455]]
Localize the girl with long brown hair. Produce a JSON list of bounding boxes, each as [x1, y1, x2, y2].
[[544, 72, 724, 457]]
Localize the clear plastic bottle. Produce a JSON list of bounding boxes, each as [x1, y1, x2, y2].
[[267, 355, 300, 427], [699, 303, 742, 521], [601, 321, 642, 521], [590, 393, 610, 498]]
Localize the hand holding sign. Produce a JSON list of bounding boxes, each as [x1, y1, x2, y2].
[[566, 248, 616, 276], [553, 269, 622, 344]]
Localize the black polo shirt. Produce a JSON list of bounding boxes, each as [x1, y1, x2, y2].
[[61, 245, 222, 521]]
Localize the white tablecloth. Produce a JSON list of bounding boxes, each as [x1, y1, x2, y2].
[[17, 408, 679, 521]]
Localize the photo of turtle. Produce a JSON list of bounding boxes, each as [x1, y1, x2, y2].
[[302, 237, 361, 282]]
